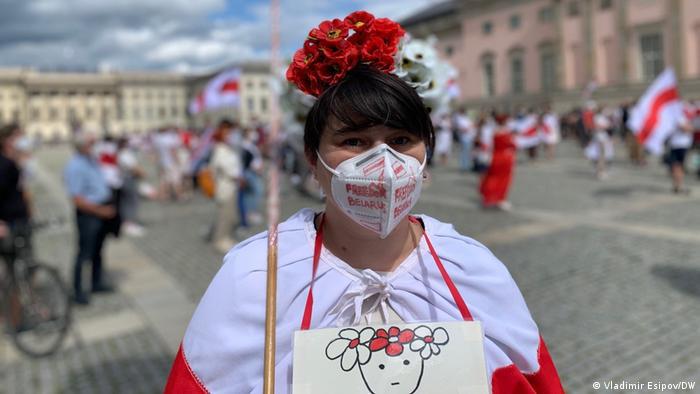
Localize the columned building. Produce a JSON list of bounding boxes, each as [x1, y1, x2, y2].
[[0, 69, 187, 140], [0, 62, 273, 140], [402, 0, 700, 111]]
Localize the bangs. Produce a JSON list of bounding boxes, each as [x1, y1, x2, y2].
[[304, 64, 434, 156]]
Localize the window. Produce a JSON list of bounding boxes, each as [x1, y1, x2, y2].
[[30, 107, 40, 120], [247, 81, 254, 89], [510, 14, 521, 30], [247, 97, 255, 112], [540, 50, 558, 91], [171, 106, 178, 116], [482, 55, 495, 97], [49, 107, 58, 120], [133, 108, 141, 119], [568, 1, 580, 17], [259, 80, 268, 89], [86, 107, 93, 120], [510, 52, 525, 94], [482, 21, 493, 35], [158, 107, 166, 118], [260, 97, 268, 113], [640, 33, 664, 80], [600, 0, 613, 9], [539, 6, 555, 22], [12, 109, 19, 121]]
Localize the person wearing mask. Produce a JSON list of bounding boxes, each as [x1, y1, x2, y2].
[[64, 132, 116, 305], [165, 12, 563, 392]]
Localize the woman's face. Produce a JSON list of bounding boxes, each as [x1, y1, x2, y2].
[[312, 118, 427, 197]]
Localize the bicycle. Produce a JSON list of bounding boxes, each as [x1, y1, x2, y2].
[[0, 221, 72, 358]]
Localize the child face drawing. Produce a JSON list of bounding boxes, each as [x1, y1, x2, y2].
[[359, 347, 424, 394], [324, 325, 449, 394]]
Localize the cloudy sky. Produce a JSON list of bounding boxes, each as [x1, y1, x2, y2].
[[0, 0, 444, 74]]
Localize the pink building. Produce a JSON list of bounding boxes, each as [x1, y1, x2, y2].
[[401, 0, 700, 110]]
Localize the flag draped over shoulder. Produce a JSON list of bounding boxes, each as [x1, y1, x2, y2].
[[627, 68, 683, 155], [189, 68, 242, 114]]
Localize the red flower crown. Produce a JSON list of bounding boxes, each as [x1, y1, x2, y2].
[[285, 11, 405, 97]]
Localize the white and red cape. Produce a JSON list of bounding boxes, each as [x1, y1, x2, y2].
[[164, 209, 564, 393]]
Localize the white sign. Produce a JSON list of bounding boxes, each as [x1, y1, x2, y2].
[[293, 321, 489, 394]]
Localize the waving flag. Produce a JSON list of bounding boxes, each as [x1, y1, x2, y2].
[[189, 68, 242, 114], [627, 68, 683, 155]]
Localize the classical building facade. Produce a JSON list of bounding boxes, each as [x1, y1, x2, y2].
[[0, 62, 272, 140], [402, 0, 700, 111], [0, 69, 188, 140]]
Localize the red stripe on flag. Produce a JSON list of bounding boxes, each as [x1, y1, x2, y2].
[[637, 87, 678, 144], [220, 80, 239, 93]]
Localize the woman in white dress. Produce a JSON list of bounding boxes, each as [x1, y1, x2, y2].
[[165, 11, 563, 394], [433, 113, 453, 166]]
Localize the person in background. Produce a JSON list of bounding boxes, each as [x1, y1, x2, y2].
[[94, 135, 123, 238], [152, 127, 183, 201], [239, 127, 265, 228], [479, 113, 516, 210], [209, 119, 242, 253], [541, 105, 561, 160], [0, 123, 31, 241], [433, 112, 453, 166], [668, 104, 695, 194], [454, 107, 476, 172], [64, 132, 116, 305], [117, 137, 147, 237]]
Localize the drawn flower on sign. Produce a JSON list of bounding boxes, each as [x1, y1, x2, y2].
[[325, 327, 375, 371], [409, 325, 449, 360], [368, 326, 415, 356]]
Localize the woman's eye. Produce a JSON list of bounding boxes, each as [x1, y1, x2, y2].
[[390, 136, 411, 145], [341, 138, 363, 147]]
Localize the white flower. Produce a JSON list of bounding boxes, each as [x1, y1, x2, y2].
[[325, 327, 375, 371], [409, 325, 449, 360]]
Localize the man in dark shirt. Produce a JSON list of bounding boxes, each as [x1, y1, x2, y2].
[[0, 123, 30, 239]]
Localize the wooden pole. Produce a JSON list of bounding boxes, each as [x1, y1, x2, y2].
[[263, 0, 281, 392]]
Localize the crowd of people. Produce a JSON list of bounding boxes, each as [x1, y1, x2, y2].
[[1, 95, 699, 305]]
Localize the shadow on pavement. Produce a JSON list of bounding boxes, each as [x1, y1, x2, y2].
[[592, 184, 668, 198], [651, 265, 700, 298]]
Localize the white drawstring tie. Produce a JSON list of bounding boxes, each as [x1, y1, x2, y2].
[[329, 269, 393, 326]]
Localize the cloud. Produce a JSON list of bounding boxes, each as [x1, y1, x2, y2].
[[0, 0, 446, 73]]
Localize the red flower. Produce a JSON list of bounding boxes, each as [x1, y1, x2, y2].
[[360, 36, 396, 72], [292, 42, 319, 69], [344, 11, 375, 32], [315, 58, 350, 86], [368, 17, 405, 48], [286, 64, 322, 97], [320, 39, 359, 66], [309, 19, 349, 43], [368, 327, 415, 357]]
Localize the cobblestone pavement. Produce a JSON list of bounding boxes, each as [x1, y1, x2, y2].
[[2, 140, 700, 393]]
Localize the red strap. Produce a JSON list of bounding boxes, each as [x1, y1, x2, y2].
[[300, 214, 472, 330], [409, 216, 473, 321], [300, 214, 324, 330]]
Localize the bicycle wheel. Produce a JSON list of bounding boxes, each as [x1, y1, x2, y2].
[[4, 263, 72, 358]]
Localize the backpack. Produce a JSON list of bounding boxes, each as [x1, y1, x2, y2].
[[197, 167, 216, 198]]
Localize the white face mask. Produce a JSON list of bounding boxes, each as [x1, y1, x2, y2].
[[317, 144, 426, 239]]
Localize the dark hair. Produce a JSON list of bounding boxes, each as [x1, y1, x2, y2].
[[304, 64, 434, 160], [0, 123, 20, 146], [218, 118, 234, 129]]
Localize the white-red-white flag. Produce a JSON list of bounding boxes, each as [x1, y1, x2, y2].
[[189, 68, 242, 114], [627, 68, 683, 155]]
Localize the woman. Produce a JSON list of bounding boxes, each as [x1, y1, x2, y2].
[[209, 120, 242, 253], [165, 11, 562, 394], [480, 114, 517, 210]]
